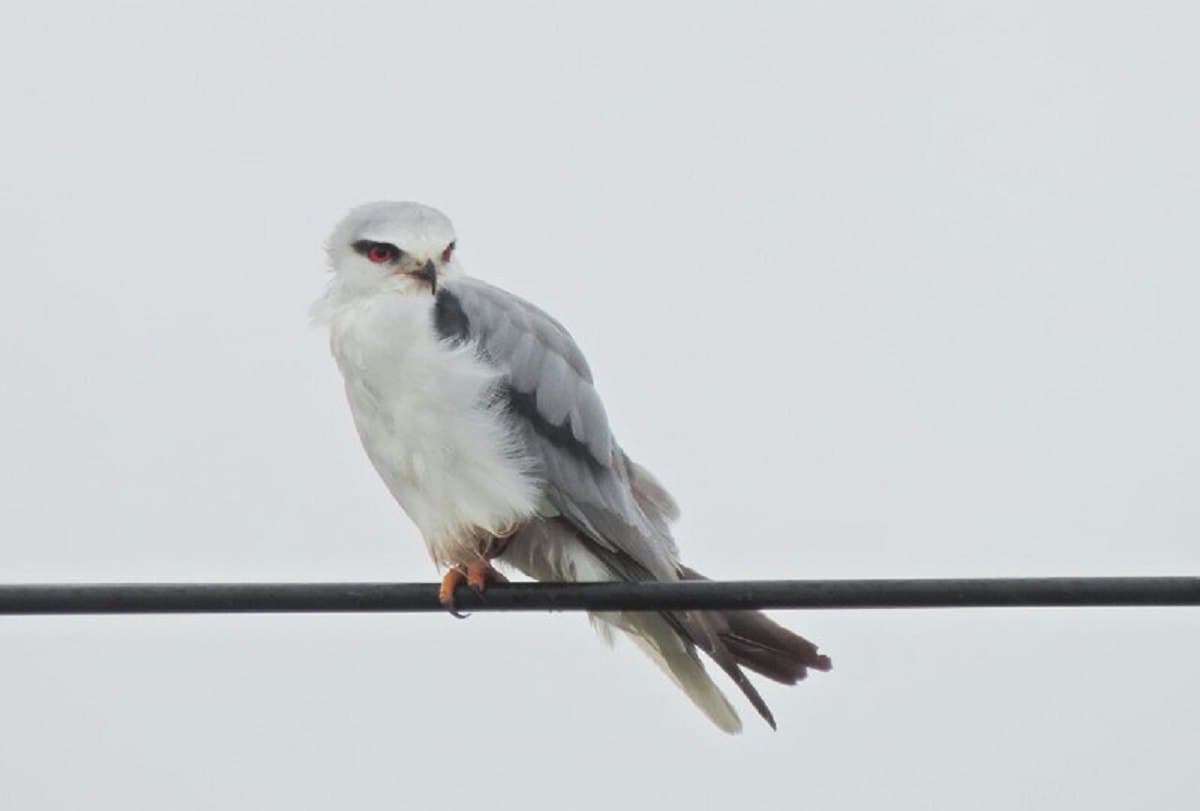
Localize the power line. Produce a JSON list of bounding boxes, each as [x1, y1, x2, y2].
[[0, 577, 1197, 615]]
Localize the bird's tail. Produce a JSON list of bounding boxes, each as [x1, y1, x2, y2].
[[678, 565, 833, 689], [598, 568, 831, 734], [607, 610, 744, 734], [623, 460, 832, 722], [500, 514, 831, 733]]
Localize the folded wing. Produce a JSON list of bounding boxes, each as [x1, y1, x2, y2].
[[436, 276, 680, 581]]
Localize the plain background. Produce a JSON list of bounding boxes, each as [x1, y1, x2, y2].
[[1, 2, 1197, 808]]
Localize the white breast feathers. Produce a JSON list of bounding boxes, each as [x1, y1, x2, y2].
[[322, 290, 542, 567]]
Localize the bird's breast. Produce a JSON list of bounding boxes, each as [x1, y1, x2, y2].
[[326, 291, 541, 564]]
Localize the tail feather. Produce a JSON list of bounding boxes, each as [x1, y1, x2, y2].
[[618, 611, 743, 734], [669, 609, 778, 729], [500, 519, 831, 733], [594, 565, 833, 733], [679, 566, 833, 687], [719, 610, 833, 683]]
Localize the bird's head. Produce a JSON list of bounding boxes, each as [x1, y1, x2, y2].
[[325, 201, 459, 298]]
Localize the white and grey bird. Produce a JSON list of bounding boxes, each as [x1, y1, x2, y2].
[[313, 201, 830, 733]]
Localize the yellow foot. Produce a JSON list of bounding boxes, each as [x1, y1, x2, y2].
[[466, 559, 508, 593], [438, 567, 468, 616], [438, 561, 509, 617]]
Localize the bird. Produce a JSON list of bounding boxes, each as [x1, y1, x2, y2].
[[313, 201, 831, 733]]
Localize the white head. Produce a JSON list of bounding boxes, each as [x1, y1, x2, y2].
[[325, 201, 460, 298]]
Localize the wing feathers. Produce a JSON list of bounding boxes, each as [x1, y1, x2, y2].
[[535, 351, 575, 426], [441, 277, 677, 579]]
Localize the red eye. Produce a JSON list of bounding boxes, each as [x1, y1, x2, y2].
[[367, 244, 394, 263], [441, 242, 455, 262]]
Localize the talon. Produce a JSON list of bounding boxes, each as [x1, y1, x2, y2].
[[438, 567, 469, 617]]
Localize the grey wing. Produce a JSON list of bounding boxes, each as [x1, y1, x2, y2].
[[436, 275, 681, 581]]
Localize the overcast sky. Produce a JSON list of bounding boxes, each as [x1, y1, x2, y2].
[[1, 2, 1197, 808]]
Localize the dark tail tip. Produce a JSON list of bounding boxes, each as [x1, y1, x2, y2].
[[676, 565, 831, 728], [720, 610, 832, 684]]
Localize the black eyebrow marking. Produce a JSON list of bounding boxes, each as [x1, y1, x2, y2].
[[352, 240, 404, 258]]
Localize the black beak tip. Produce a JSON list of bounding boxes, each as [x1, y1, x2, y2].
[[417, 259, 438, 294]]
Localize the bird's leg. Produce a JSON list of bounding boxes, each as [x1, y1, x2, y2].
[[466, 557, 508, 593], [467, 533, 512, 592], [437, 535, 512, 616]]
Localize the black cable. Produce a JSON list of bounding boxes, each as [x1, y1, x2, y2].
[[0, 577, 1197, 615]]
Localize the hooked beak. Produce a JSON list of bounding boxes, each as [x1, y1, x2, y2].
[[412, 259, 438, 295]]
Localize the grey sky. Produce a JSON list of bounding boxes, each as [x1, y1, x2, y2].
[[1, 2, 1197, 808]]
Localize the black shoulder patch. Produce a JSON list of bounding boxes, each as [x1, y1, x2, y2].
[[433, 289, 470, 344], [504, 385, 604, 470]]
